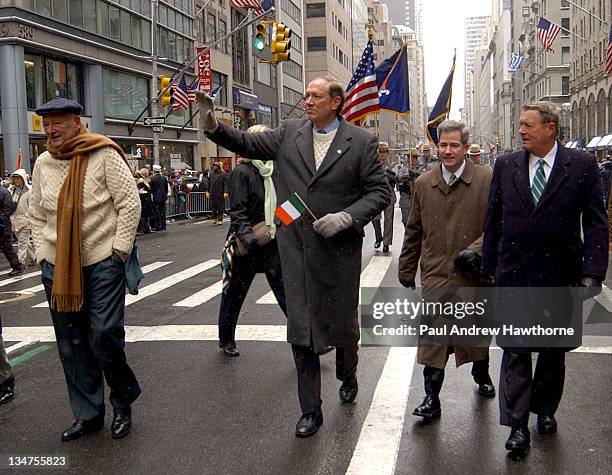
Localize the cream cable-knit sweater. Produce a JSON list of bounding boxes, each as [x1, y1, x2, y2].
[[28, 147, 141, 266], [313, 128, 337, 170]]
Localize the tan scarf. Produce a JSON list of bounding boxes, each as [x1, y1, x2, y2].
[[47, 123, 127, 312]]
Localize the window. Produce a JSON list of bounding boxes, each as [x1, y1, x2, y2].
[[83, 0, 96, 32], [282, 60, 302, 81], [283, 86, 303, 106], [69, 0, 83, 27], [281, 0, 301, 23], [207, 12, 217, 46], [24, 55, 83, 109], [291, 32, 302, 53], [109, 5, 120, 40], [212, 71, 227, 107], [103, 68, 149, 120], [307, 36, 326, 52], [121, 9, 131, 44], [257, 61, 273, 86], [562, 46, 570, 65], [219, 19, 228, 53], [561, 18, 569, 37], [561, 0, 569, 9], [97, 0, 109, 36], [306, 3, 325, 18], [52, 0, 67, 21], [561, 76, 569, 95]]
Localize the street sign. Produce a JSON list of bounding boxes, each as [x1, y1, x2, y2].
[[152, 126, 164, 134], [144, 116, 166, 126]]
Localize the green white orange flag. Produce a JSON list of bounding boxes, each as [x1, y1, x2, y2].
[[275, 193, 308, 225]]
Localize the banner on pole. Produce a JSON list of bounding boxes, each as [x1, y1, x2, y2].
[[196, 47, 212, 93]]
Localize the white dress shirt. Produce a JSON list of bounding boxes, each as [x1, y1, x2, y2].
[[528, 142, 557, 187], [441, 159, 466, 185]]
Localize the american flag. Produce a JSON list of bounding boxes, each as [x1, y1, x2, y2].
[[171, 75, 191, 110], [537, 17, 561, 53], [187, 77, 199, 103], [342, 37, 380, 124], [297, 96, 306, 110], [605, 26, 612, 75], [230, 0, 263, 14]]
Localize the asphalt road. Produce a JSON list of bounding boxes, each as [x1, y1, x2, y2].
[[0, 211, 611, 474]]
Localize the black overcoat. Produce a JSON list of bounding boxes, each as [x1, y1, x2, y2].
[[208, 118, 389, 352]]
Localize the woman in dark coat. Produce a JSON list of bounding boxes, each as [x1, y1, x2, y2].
[[218, 125, 287, 356], [209, 163, 227, 224], [135, 170, 154, 234]]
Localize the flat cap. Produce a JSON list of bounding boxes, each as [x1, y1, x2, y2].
[[35, 98, 83, 116]]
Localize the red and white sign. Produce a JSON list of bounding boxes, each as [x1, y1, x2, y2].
[[196, 47, 212, 93]]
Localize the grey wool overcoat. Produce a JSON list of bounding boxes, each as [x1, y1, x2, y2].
[[208, 118, 390, 352]]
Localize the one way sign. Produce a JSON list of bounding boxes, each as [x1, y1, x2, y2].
[[144, 116, 165, 126]]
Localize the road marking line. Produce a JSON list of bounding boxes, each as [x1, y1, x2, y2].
[[346, 347, 417, 475], [0, 269, 13, 276], [173, 280, 223, 307], [9, 344, 52, 367], [593, 284, 612, 312], [257, 255, 394, 305], [5, 341, 36, 355], [0, 270, 42, 287], [32, 261, 175, 308]]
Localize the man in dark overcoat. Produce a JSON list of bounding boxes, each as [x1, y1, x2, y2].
[[197, 76, 389, 437], [399, 120, 495, 421], [209, 162, 227, 224], [482, 101, 608, 452], [149, 164, 168, 231]]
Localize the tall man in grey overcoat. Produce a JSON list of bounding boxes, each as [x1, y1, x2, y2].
[[482, 101, 608, 453], [197, 77, 389, 438]]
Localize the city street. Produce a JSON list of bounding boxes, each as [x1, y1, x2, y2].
[[1, 214, 611, 474]]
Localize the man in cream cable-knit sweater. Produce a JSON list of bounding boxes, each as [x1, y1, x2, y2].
[[27, 98, 142, 442]]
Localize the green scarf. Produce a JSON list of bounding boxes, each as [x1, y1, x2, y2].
[[250, 160, 277, 239]]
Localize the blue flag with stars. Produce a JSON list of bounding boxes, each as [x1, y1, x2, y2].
[[375, 44, 410, 114]]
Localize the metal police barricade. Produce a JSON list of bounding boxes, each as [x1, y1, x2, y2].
[[185, 192, 212, 218]]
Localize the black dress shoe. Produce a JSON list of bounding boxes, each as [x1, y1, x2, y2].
[[219, 341, 240, 357], [8, 267, 23, 277], [383, 245, 390, 252], [339, 378, 358, 404], [0, 375, 15, 404], [318, 346, 335, 356], [374, 240, 382, 249], [61, 416, 104, 441], [537, 415, 557, 434], [111, 407, 132, 439], [477, 383, 496, 397], [295, 412, 323, 438], [413, 395, 441, 419], [505, 426, 530, 451]]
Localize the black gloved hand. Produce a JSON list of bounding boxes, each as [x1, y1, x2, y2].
[[454, 249, 482, 276], [400, 279, 416, 289], [581, 277, 602, 299]]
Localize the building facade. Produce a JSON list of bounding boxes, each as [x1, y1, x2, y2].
[[0, 0, 199, 174], [464, 15, 490, 129]]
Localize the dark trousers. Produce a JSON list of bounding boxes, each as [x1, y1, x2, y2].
[[152, 201, 166, 230], [291, 343, 358, 414], [218, 252, 287, 344], [138, 195, 153, 233], [42, 256, 141, 421], [0, 214, 20, 269], [0, 313, 12, 385], [423, 354, 491, 396], [372, 203, 394, 246], [499, 350, 565, 428]]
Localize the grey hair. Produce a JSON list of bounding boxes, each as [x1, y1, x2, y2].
[[522, 101, 559, 132], [437, 120, 470, 145]]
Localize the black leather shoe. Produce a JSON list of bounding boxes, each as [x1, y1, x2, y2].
[[8, 267, 23, 277], [111, 407, 132, 439], [374, 240, 382, 249], [477, 383, 496, 397], [295, 412, 323, 438], [219, 341, 240, 357], [537, 415, 557, 434], [0, 375, 15, 404], [383, 245, 390, 252], [61, 416, 104, 441], [505, 426, 530, 451], [413, 395, 441, 419], [339, 378, 358, 404]]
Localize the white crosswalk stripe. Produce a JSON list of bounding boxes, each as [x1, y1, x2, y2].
[[173, 280, 223, 307], [31, 261, 174, 308], [256, 255, 394, 305], [0, 270, 42, 287]]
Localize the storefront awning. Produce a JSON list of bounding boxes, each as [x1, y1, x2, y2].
[[586, 136, 603, 150], [597, 134, 612, 149]]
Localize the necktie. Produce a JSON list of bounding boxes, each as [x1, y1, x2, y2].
[[448, 173, 457, 187], [532, 159, 547, 205]]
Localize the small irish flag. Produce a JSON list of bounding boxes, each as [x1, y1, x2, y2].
[[275, 193, 308, 225]]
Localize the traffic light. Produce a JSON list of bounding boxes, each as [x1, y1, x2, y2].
[[254, 21, 267, 51], [495, 136, 501, 147], [159, 76, 172, 107], [271, 21, 291, 63]]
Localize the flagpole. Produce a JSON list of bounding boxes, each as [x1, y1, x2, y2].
[[546, 18, 586, 41], [565, 0, 608, 26]]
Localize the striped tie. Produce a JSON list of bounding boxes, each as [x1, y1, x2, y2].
[[532, 159, 547, 205], [448, 173, 457, 187]]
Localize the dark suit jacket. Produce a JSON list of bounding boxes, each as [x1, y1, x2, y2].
[[207, 118, 389, 352], [149, 174, 168, 203], [482, 143, 608, 287]]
